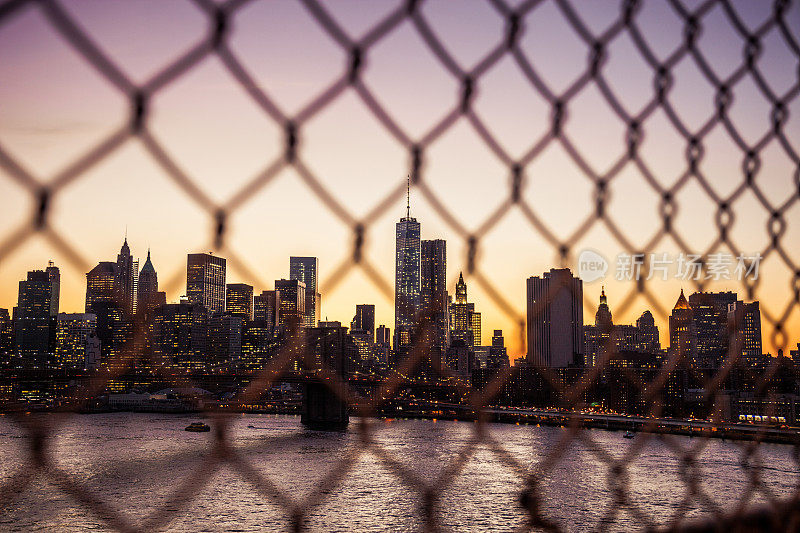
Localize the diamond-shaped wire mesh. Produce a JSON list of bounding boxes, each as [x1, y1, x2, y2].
[[0, 0, 799, 531]]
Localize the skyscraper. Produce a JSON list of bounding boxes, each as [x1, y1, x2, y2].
[[254, 289, 280, 333], [86, 262, 117, 312], [226, 283, 254, 320], [669, 289, 695, 361], [151, 300, 207, 370], [420, 239, 448, 355], [186, 253, 226, 315], [727, 300, 762, 363], [55, 313, 99, 369], [526, 268, 583, 367], [0, 308, 13, 368], [15, 270, 53, 368], [137, 249, 159, 314], [207, 313, 243, 367], [351, 304, 375, 342], [376, 325, 390, 347], [86, 261, 127, 366], [584, 288, 614, 367], [394, 187, 420, 353], [449, 273, 479, 349], [688, 291, 737, 367], [115, 238, 138, 316], [275, 279, 306, 330], [636, 310, 660, 354], [46, 261, 60, 317], [290, 257, 320, 327], [487, 329, 509, 370]]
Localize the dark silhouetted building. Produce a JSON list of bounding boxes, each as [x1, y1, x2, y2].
[[727, 300, 762, 364], [275, 279, 306, 330], [46, 261, 60, 317], [449, 273, 480, 350], [421, 239, 448, 358], [689, 291, 737, 367], [15, 270, 53, 369], [488, 329, 509, 370], [208, 314, 243, 367], [669, 289, 695, 362], [636, 310, 660, 354], [226, 283, 253, 320], [0, 308, 13, 368], [86, 261, 128, 365], [375, 324, 390, 364], [187, 253, 226, 315], [254, 290, 279, 334], [350, 304, 376, 363], [351, 304, 375, 342], [137, 249, 159, 314], [526, 268, 583, 368], [115, 238, 138, 316], [86, 262, 117, 312]]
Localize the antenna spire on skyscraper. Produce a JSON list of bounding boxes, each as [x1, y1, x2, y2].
[[406, 175, 410, 218]]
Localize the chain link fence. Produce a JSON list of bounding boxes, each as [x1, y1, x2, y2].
[[0, 0, 799, 530]]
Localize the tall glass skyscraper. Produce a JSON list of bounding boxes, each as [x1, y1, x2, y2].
[[187, 253, 226, 315], [421, 239, 448, 355], [290, 256, 319, 327], [394, 199, 420, 353]]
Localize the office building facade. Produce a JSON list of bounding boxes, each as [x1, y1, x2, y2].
[[187, 253, 226, 315], [526, 268, 583, 368], [290, 257, 320, 328], [226, 283, 254, 320]]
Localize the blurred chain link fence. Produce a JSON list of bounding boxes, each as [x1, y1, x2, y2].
[[0, 0, 799, 531]]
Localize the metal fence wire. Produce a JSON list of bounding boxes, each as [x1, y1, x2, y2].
[[0, 0, 799, 531]]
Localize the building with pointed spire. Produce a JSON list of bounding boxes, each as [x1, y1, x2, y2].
[[394, 178, 420, 356], [115, 237, 138, 316], [137, 249, 159, 314], [669, 289, 695, 361], [448, 273, 480, 348], [585, 289, 662, 367], [584, 287, 612, 367], [446, 273, 481, 375]]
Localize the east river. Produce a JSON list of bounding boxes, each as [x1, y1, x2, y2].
[[0, 413, 796, 531]]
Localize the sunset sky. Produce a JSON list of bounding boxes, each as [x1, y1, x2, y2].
[[0, 0, 798, 358]]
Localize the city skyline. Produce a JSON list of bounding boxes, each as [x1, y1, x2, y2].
[[1, 232, 781, 366], [0, 3, 798, 532]]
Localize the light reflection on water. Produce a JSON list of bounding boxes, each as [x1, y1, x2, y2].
[[0, 413, 796, 532]]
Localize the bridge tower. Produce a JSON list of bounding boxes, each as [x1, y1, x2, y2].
[[301, 325, 352, 430]]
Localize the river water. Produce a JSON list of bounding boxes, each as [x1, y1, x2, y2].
[[0, 413, 796, 531]]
